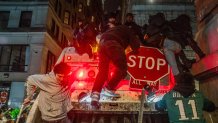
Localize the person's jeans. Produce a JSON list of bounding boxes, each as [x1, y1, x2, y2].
[[163, 38, 182, 75], [92, 40, 127, 93]]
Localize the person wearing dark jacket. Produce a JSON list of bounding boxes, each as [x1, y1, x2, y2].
[[124, 13, 144, 44], [101, 12, 120, 33], [91, 25, 141, 108], [73, 19, 97, 58], [155, 72, 215, 123]]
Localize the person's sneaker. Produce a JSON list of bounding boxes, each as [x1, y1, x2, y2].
[[91, 100, 100, 110], [90, 91, 100, 110], [101, 87, 121, 98], [78, 92, 91, 103]]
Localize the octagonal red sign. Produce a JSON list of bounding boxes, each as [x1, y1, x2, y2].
[[127, 46, 170, 82]]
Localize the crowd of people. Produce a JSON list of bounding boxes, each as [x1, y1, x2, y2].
[[23, 12, 216, 123]]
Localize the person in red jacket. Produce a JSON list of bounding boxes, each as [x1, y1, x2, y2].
[[90, 25, 141, 109]]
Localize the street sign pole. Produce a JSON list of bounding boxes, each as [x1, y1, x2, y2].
[[138, 88, 145, 123]]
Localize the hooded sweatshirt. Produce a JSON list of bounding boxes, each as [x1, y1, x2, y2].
[[26, 72, 73, 121]]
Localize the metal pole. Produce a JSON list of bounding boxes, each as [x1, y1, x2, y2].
[[138, 88, 145, 123], [16, 104, 24, 123]]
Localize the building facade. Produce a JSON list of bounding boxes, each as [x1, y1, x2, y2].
[[0, 0, 71, 108]]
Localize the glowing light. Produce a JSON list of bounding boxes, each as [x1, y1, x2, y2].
[[73, 81, 87, 89], [78, 82, 85, 87], [77, 70, 84, 78], [67, 56, 71, 60], [67, 71, 73, 76], [92, 46, 98, 53], [95, 56, 99, 60]]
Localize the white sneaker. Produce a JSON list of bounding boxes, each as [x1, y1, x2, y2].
[[78, 92, 91, 103], [91, 91, 100, 102], [91, 92, 100, 109], [101, 87, 121, 98]]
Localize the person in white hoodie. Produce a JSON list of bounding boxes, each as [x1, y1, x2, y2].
[[23, 62, 73, 123]]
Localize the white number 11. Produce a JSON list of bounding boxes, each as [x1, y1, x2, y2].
[[175, 100, 200, 120]]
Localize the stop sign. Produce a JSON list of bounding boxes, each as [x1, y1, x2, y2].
[[127, 46, 170, 82]]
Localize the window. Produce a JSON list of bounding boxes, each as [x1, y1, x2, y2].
[[0, 11, 10, 30], [51, 19, 55, 34], [64, 11, 70, 24], [19, 11, 32, 27], [65, 0, 71, 3], [58, 1, 62, 18], [0, 45, 29, 72], [46, 51, 57, 73], [71, 14, 75, 28], [55, 26, 59, 39], [55, 0, 59, 13], [61, 33, 69, 48], [54, 0, 62, 16]]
